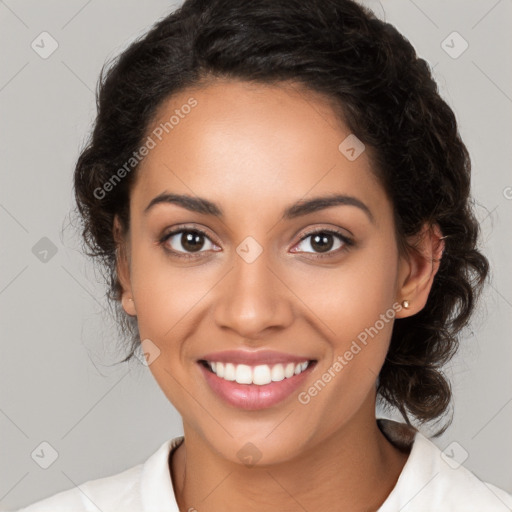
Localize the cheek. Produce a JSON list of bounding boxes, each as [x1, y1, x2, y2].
[[129, 242, 209, 341], [128, 245, 205, 407], [290, 236, 399, 417], [292, 238, 399, 346], [292, 246, 399, 429]]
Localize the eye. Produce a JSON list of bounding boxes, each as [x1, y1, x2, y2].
[[159, 226, 354, 260], [159, 227, 218, 259], [291, 228, 354, 258]]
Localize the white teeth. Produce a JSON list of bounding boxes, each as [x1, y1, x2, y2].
[[271, 364, 285, 382], [284, 362, 295, 378], [206, 360, 311, 385], [224, 362, 236, 381], [235, 364, 253, 384], [253, 365, 272, 385]]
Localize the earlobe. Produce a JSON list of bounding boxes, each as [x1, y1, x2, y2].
[[113, 215, 137, 317], [395, 223, 445, 318], [121, 293, 137, 317]]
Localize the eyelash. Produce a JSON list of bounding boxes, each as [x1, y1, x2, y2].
[[158, 226, 354, 260]]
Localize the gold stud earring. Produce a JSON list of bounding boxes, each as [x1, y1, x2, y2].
[[401, 299, 410, 309]]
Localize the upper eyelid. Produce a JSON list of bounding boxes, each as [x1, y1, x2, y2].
[[298, 226, 351, 240], [161, 224, 216, 243], [161, 225, 351, 250], [293, 229, 352, 252]]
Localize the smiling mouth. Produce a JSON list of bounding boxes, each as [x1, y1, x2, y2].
[[198, 359, 317, 386]]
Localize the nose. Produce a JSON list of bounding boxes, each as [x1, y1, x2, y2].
[[213, 248, 294, 340]]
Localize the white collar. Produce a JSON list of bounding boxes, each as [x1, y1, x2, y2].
[[140, 436, 183, 511], [376, 418, 512, 511], [137, 418, 512, 511]]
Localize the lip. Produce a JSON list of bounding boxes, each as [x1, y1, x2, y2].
[[199, 349, 315, 366], [198, 359, 317, 410]]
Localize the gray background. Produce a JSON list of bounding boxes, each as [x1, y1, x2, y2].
[[1, 0, 511, 509]]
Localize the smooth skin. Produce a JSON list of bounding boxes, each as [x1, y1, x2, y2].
[[114, 79, 444, 512]]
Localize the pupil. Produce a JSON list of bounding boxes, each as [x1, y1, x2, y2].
[[182, 231, 204, 252], [179, 232, 335, 254], [311, 233, 333, 253]]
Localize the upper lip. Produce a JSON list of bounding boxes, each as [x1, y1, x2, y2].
[[199, 350, 315, 366]]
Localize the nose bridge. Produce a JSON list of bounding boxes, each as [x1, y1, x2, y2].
[[213, 237, 293, 337]]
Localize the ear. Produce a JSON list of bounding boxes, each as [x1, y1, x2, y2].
[[395, 223, 445, 318], [113, 215, 136, 317]]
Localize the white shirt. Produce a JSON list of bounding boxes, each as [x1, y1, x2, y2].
[[13, 418, 512, 512]]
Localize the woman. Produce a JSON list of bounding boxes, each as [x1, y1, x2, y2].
[[16, 0, 512, 510]]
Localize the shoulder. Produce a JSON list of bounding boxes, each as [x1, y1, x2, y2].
[[15, 464, 144, 512], [377, 418, 512, 512], [14, 437, 183, 512]]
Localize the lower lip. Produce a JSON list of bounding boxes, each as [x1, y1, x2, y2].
[[198, 361, 316, 410]]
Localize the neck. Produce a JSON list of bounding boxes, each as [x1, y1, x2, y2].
[[171, 400, 409, 512]]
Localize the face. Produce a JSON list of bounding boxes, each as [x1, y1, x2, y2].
[[117, 79, 411, 465]]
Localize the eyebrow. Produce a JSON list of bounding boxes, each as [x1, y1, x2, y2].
[[144, 192, 374, 223]]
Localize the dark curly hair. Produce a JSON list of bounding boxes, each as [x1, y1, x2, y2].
[[73, 0, 489, 436]]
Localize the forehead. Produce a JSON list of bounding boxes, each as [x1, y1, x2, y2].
[[131, 80, 388, 221]]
